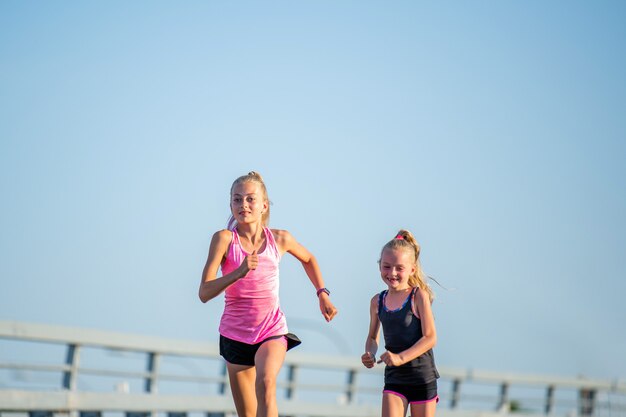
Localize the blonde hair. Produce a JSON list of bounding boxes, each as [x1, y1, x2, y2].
[[379, 229, 435, 303], [227, 171, 270, 230]]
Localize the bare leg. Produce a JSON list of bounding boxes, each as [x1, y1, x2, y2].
[[410, 399, 437, 417], [254, 338, 287, 417], [382, 392, 408, 417], [226, 362, 257, 417]]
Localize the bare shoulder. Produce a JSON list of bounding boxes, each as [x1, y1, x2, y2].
[[370, 293, 380, 313], [270, 228, 291, 238], [370, 293, 379, 306], [205, 230, 233, 267], [413, 287, 430, 304], [213, 229, 233, 244], [209, 230, 234, 254], [269, 228, 294, 245]]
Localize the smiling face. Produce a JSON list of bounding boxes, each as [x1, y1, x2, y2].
[[379, 248, 416, 291], [230, 181, 268, 226]]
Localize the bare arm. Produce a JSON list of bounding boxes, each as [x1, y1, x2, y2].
[[273, 229, 338, 322], [198, 230, 258, 303], [378, 288, 437, 366], [361, 294, 381, 368]]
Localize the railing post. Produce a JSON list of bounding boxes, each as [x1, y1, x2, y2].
[[218, 361, 228, 395], [545, 385, 555, 414], [145, 352, 160, 393], [346, 369, 357, 404], [579, 388, 596, 416], [62, 343, 80, 391], [286, 364, 299, 400], [450, 379, 461, 409], [497, 382, 509, 411]]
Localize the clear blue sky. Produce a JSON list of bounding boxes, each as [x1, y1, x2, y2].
[[1, 1, 625, 381]]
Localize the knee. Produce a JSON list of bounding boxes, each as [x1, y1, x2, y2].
[[256, 373, 277, 394]]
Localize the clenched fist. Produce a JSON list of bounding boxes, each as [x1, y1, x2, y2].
[[361, 351, 376, 368]]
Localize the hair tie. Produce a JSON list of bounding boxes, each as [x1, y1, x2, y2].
[[395, 234, 404, 240]]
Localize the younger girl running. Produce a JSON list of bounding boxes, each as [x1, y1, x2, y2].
[[200, 171, 337, 417], [361, 229, 439, 417]]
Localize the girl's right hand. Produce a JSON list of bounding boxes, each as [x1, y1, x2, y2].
[[361, 351, 376, 368], [238, 250, 258, 277]]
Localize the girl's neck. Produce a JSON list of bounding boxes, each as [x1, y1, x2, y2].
[[387, 286, 412, 295], [236, 223, 264, 244]]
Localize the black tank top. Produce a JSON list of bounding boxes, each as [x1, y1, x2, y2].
[[378, 288, 439, 385]]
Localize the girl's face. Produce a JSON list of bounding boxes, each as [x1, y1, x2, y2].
[[230, 181, 268, 226], [379, 248, 416, 290]]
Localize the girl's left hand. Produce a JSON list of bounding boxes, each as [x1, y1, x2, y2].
[[318, 294, 337, 322], [377, 351, 404, 367]]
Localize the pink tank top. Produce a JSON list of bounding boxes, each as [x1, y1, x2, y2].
[[219, 228, 288, 344]]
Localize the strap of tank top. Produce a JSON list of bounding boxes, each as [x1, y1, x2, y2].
[[231, 228, 240, 245], [263, 227, 275, 249], [377, 290, 387, 314], [410, 287, 419, 319]]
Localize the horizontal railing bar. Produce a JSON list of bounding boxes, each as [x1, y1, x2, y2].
[[0, 364, 226, 385], [0, 363, 70, 373], [275, 382, 351, 392], [66, 367, 225, 383], [151, 373, 226, 384], [468, 369, 623, 390], [0, 321, 219, 358], [0, 390, 235, 412]]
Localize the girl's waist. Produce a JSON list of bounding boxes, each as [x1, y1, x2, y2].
[[219, 306, 287, 343], [223, 296, 281, 313], [384, 345, 434, 357], [383, 339, 422, 352], [224, 293, 279, 303]]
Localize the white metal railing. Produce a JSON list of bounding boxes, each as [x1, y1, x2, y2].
[[0, 320, 624, 417]]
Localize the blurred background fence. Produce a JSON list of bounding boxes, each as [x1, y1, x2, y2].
[[1, 321, 624, 417]]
